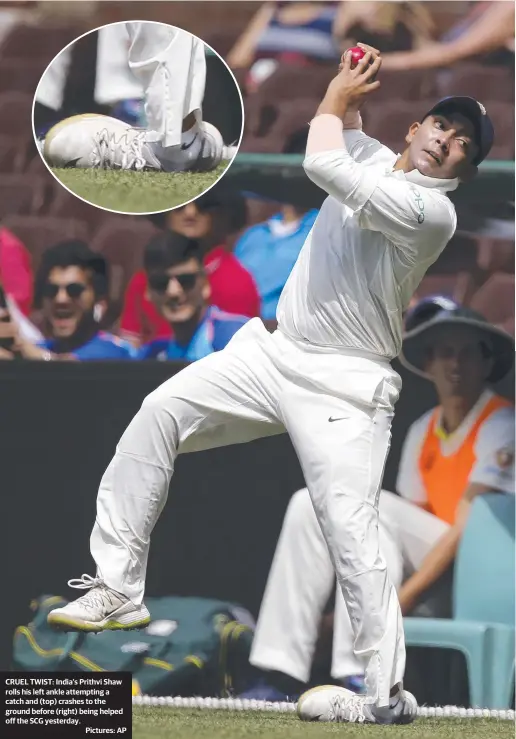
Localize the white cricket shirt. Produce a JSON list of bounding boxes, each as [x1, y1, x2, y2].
[[397, 389, 515, 502], [277, 120, 458, 358]]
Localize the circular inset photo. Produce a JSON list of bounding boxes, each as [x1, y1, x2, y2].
[[33, 21, 243, 215]]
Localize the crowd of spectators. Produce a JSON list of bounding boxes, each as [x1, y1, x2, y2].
[[0, 0, 513, 364], [0, 187, 318, 361]]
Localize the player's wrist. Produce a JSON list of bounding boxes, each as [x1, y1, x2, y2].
[[343, 110, 362, 130], [317, 90, 349, 120]]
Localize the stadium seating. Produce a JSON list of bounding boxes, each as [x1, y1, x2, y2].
[[0, 135, 32, 173], [25, 150, 49, 176], [0, 59, 44, 95], [2, 215, 89, 272], [0, 92, 33, 136], [47, 182, 113, 231], [413, 273, 474, 305], [427, 233, 480, 275], [469, 272, 515, 328], [361, 99, 438, 154], [437, 63, 514, 104], [476, 238, 515, 273], [479, 102, 515, 160], [90, 219, 159, 324], [368, 69, 437, 103], [403, 493, 515, 709], [249, 64, 334, 106], [0, 173, 47, 217], [0, 12, 511, 339], [0, 23, 80, 63], [242, 98, 316, 154]]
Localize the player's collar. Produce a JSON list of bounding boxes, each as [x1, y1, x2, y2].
[[391, 155, 459, 192], [404, 168, 459, 193]]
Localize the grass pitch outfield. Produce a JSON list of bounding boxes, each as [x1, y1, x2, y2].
[[51, 163, 229, 213], [133, 708, 515, 739]]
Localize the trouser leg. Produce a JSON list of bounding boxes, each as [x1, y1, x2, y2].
[[125, 21, 205, 147]]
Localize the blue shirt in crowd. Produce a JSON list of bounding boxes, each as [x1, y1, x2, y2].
[[234, 209, 318, 320], [139, 306, 249, 362], [40, 331, 136, 360]]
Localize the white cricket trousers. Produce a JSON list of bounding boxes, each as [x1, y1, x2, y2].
[[90, 318, 404, 707], [125, 22, 206, 147], [36, 22, 205, 148], [250, 487, 450, 682]]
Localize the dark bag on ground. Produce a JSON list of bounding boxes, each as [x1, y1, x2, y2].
[[13, 594, 255, 697]]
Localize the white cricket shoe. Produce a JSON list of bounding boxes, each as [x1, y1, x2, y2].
[[47, 574, 151, 633], [43, 114, 231, 172], [43, 114, 158, 171], [297, 685, 418, 725]]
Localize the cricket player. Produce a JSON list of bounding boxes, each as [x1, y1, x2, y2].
[[41, 21, 238, 172], [48, 43, 494, 724]]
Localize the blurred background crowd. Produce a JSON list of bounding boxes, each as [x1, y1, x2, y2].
[[0, 0, 513, 363], [0, 0, 514, 709]]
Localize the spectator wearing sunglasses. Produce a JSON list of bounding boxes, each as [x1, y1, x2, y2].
[[120, 191, 260, 348], [139, 231, 249, 361], [32, 241, 136, 361]]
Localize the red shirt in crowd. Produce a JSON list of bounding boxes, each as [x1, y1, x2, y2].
[[0, 227, 33, 315], [120, 245, 260, 344]]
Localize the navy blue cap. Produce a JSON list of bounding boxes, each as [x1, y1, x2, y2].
[[422, 96, 494, 166], [404, 294, 459, 333]]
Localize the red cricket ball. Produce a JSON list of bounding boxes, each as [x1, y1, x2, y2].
[[348, 46, 366, 68]]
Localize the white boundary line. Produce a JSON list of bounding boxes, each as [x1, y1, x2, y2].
[[133, 695, 515, 720]]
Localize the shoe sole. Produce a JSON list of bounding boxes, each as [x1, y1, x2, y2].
[[47, 613, 150, 634]]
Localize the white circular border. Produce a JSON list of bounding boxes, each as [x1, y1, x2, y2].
[[31, 19, 245, 217]]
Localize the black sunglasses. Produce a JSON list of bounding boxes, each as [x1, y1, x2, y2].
[[43, 282, 87, 299], [148, 272, 202, 293]]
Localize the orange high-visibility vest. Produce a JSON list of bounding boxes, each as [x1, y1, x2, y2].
[[418, 395, 512, 525]]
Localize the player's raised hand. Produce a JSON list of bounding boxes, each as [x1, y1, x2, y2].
[[338, 42, 381, 72], [329, 49, 381, 112], [356, 42, 381, 58]]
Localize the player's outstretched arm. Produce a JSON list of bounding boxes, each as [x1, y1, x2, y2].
[[303, 48, 455, 261], [304, 47, 387, 168], [307, 45, 393, 163]]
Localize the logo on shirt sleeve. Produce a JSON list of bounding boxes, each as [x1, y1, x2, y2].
[[409, 185, 425, 224]]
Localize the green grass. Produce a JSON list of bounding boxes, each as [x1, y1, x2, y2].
[[132, 709, 514, 739], [51, 164, 229, 213]]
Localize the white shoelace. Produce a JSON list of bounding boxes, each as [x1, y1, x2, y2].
[[330, 693, 371, 723], [90, 128, 148, 170], [67, 574, 121, 613]]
